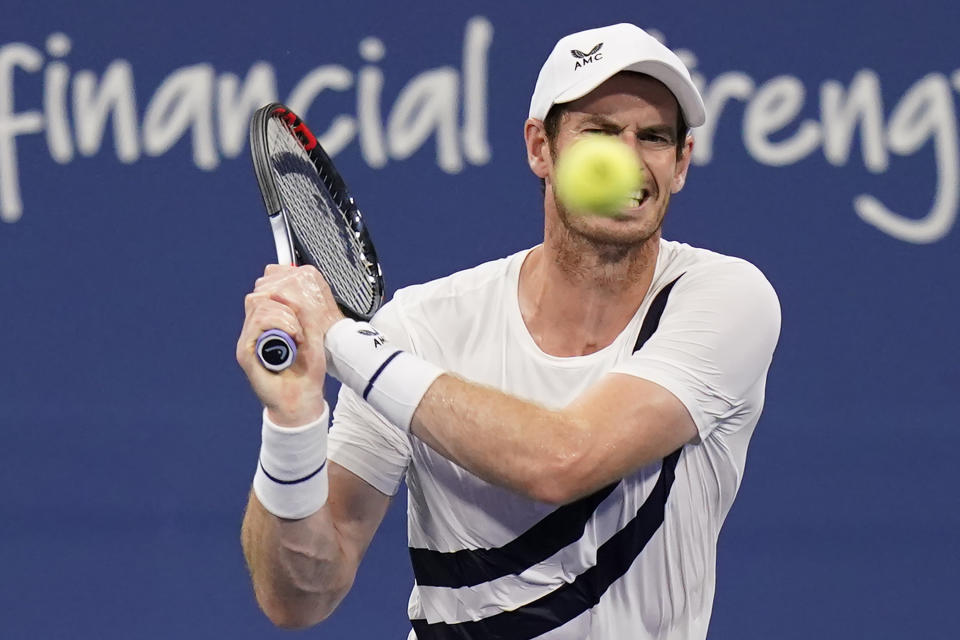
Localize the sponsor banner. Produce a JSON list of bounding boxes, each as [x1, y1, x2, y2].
[[1, 3, 957, 639]]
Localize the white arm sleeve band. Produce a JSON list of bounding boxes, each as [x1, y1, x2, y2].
[[324, 318, 445, 431], [252, 404, 330, 520]]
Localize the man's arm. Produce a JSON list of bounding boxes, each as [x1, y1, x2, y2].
[[406, 263, 779, 505], [241, 462, 391, 628], [323, 261, 777, 506], [237, 266, 395, 628], [411, 372, 696, 505], [244, 260, 778, 513]]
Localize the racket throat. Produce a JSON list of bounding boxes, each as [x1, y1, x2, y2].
[[269, 212, 296, 265]]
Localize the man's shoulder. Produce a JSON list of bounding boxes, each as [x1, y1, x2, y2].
[[657, 239, 781, 339], [660, 239, 775, 290], [661, 238, 754, 269]]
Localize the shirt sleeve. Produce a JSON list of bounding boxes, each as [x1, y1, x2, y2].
[[327, 300, 414, 496], [609, 259, 781, 441]]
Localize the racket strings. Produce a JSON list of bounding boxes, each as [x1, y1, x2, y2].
[[266, 119, 378, 315], [315, 164, 346, 210]]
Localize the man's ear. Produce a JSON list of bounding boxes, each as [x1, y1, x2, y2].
[[525, 118, 552, 180], [671, 135, 694, 194]]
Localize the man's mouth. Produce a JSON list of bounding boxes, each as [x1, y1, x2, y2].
[[626, 189, 651, 209]]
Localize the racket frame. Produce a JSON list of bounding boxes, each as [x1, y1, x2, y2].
[[248, 102, 384, 320]]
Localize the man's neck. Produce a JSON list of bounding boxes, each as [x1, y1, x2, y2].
[[518, 233, 660, 357]]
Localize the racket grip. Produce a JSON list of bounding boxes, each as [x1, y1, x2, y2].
[[256, 329, 297, 372]]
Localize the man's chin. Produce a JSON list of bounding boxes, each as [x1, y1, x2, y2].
[[561, 210, 664, 248]]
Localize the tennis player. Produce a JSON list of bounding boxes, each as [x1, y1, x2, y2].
[[238, 23, 781, 640]]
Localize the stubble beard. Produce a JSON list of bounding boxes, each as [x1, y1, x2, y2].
[[550, 186, 669, 281]]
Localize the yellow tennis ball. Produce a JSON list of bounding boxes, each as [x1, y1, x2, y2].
[[554, 136, 644, 215]]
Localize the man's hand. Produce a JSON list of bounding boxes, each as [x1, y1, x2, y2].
[[236, 264, 345, 427]]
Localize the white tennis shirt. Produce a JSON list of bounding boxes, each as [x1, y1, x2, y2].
[[328, 239, 781, 640]]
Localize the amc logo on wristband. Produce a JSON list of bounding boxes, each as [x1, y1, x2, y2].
[[358, 328, 386, 348]]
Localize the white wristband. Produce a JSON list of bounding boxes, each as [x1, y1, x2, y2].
[[253, 404, 330, 519], [324, 318, 444, 431]]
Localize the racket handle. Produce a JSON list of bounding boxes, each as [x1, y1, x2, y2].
[[256, 329, 297, 372]]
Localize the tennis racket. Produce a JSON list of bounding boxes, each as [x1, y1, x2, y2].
[[249, 102, 384, 372]]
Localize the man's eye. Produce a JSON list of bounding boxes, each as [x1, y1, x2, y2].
[[640, 133, 673, 144]]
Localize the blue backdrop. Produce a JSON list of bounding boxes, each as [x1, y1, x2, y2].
[[2, 1, 958, 638]]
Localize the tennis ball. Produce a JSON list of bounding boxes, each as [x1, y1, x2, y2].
[[554, 136, 644, 215]]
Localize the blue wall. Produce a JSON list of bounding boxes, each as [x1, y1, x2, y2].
[[2, 1, 958, 637]]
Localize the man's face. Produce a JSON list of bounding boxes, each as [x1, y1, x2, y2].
[[543, 73, 692, 248]]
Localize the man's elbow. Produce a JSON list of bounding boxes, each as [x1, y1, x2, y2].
[[528, 481, 577, 506], [255, 586, 342, 630], [525, 448, 593, 506], [261, 604, 323, 630]]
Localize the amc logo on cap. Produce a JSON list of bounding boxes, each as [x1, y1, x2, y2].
[[571, 43, 603, 69]]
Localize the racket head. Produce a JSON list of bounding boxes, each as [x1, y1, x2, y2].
[[249, 102, 384, 320]]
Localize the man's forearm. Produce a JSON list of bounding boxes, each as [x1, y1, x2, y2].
[[322, 321, 695, 506], [411, 374, 591, 505], [410, 373, 696, 505], [241, 492, 354, 629]]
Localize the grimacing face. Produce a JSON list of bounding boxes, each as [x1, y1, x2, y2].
[[544, 73, 693, 249]]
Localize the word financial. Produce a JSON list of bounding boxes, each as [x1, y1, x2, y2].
[[0, 18, 493, 224]]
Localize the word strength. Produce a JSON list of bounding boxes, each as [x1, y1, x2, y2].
[[680, 51, 960, 245]]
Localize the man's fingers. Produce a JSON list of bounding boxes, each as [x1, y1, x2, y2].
[[246, 264, 344, 345], [253, 267, 337, 319], [256, 266, 327, 297], [240, 297, 303, 350], [244, 291, 267, 314], [244, 290, 293, 316], [255, 268, 298, 292], [263, 263, 296, 276]]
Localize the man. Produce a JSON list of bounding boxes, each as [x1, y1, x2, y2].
[[237, 23, 780, 640]]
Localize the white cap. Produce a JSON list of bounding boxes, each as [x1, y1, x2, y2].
[[528, 23, 706, 127]]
